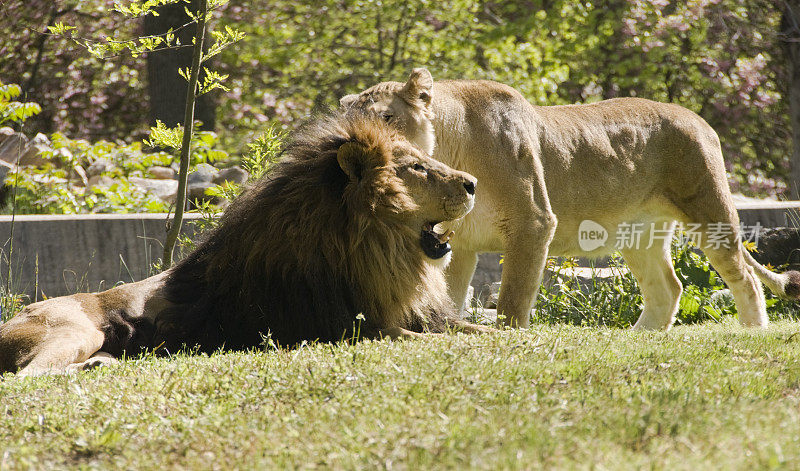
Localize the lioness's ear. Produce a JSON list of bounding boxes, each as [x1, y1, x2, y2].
[[337, 141, 369, 181], [403, 68, 433, 104], [340, 94, 359, 109]]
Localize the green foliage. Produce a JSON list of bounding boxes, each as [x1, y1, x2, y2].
[[240, 125, 284, 179], [4, 0, 792, 194], [112, 0, 179, 17], [143, 120, 184, 150], [0, 291, 26, 323], [0, 81, 41, 126], [2, 130, 228, 214], [196, 68, 230, 96], [528, 237, 799, 328], [181, 127, 283, 250], [532, 256, 644, 328], [212, 0, 788, 194], [56, 0, 243, 62], [203, 126, 283, 203], [203, 25, 246, 62], [671, 240, 736, 324]]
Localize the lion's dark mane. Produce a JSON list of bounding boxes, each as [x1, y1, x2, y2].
[[153, 115, 450, 352]]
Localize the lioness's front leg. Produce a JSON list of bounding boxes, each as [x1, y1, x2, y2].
[[492, 151, 557, 328], [447, 248, 479, 312], [446, 318, 496, 333], [64, 352, 119, 374], [495, 225, 555, 328], [376, 326, 436, 339]]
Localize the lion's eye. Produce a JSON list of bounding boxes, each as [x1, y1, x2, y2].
[[382, 113, 393, 122], [412, 163, 426, 173]]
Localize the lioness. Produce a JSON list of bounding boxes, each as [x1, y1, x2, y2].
[[0, 114, 489, 376], [341, 68, 800, 329]]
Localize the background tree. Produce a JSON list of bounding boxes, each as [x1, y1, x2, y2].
[[144, 0, 216, 130], [782, 0, 800, 197], [0, 0, 148, 138], [0, 0, 794, 198]]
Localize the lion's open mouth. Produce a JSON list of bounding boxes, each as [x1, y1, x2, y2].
[[421, 222, 454, 259]]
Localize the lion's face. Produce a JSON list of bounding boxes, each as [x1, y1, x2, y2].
[[340, 68, 436, 156], [336, 126, 475, 260], [390, 143, 476, 259]]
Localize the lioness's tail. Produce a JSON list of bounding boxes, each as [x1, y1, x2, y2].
[[743, 250, 800, 300]]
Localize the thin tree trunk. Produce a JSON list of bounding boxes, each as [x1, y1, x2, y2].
[[162, 0, 207, 268]]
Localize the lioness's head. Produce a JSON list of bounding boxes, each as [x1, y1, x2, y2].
[[334, 115, 474, 260], [340, 68, 436, 156]]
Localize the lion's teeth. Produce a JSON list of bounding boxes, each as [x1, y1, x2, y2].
[[436, 230, 454, 244]]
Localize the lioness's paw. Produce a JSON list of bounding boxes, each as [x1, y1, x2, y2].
[[66, 353, 118, 373]]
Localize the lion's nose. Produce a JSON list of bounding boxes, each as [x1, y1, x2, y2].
[[464, 180, 475, 195]]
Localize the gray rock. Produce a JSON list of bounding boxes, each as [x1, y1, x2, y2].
[[53, 147, 73, 164], [213, 165, 248, 185], [30, 132, 50, 147], [0, 160, 15, 182], [129, 176, 178, 203], [87, 158, 114, 177], [484, 281, 502, 308], [148, 165, 176, 180], [188, 181, 217, 203], [0, 127, 14, 145], [543, 266, 629, 294], [87, 175, 115, 190], [18, 143, 52, 167], [470, 253, 503, 303], [482, 266, 629, 309], [188, 163, 218, 184], [71, 165, 89, 187], [709, 289, 734, 307], [749, 227, 800, 270], [0, 132, 29, 165]]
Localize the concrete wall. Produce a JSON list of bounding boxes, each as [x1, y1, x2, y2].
[[737, 201, 800, 228], [1, 201, 798, 301], [0, 213, 201, 300]]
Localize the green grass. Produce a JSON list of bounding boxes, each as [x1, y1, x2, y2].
[[2, 320, 800, 469]]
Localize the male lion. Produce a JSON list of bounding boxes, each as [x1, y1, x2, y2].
[[0, 114, 489, 376], [340, 68, 800, 329]]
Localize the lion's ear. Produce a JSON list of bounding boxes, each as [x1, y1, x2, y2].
[[403, 68, 433, 103], [337, 141, 369, 181], [340, 94, 359, 109]]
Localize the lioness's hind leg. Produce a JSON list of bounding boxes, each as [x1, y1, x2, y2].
[[620, 233, 682, 330], [702, 244, 767, 326], [673, 182, 767, 326]]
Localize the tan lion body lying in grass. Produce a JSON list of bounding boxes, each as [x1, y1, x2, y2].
[[341, 68, 800, 328], [0, 114, 490, 377]]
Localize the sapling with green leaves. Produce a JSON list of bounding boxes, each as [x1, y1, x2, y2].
[[49, 0, 245, 268]]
